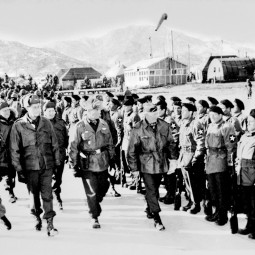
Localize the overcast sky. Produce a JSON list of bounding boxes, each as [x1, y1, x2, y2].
[[0, 0, 254, 47]]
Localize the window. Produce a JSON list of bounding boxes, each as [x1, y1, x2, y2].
[[150, 70, 155, 75], [155, 70, 161, 75]]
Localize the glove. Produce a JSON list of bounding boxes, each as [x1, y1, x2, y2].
[[73, 166, 82, 178], [18, 171, 27, 184]]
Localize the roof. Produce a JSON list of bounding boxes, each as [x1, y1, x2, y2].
[[104, 64, 126, 77], [202, 55, 237, 82], [57, 69, 69, 79], [62, 67, 102, 81]]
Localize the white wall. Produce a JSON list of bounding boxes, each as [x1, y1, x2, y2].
[[207, 58, 224, 81]]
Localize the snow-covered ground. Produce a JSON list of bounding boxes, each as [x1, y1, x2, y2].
[[1, 165, 255, 255]]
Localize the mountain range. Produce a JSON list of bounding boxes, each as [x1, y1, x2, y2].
[[1, 25, 255, 78]]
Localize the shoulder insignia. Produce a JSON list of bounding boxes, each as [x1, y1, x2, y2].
[[229, 134, 236, 143], [198, 129, 204, 135]]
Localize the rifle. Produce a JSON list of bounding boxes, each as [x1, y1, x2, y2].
[[230, 154, 238, 234]]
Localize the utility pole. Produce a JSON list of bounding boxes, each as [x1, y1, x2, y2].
[[171, 30, 175, 84], [149, 37, 153, 58], [188, 44, 190, 74], [220, 40, 223, 83]]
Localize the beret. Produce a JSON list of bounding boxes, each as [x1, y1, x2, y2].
[[234, 98, 245, 111], [170, 96, 181, 102], [250, 109, 255, 119], [209, 106, 224, 115], [63, 96, 72, 104], [207, 96, 219, 105], [182, 103, 196, 112], [186, 97, 196, 103], [105, 91, 114, 98], [220, 99, 234, 109], [198, 100, 209, 109], [72, 95, 81, 101], [111, 98, 121, 107]]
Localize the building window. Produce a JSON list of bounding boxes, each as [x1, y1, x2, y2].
[[214, 67, 216, 73], [155, 70, 161, 75], [150, 70, 155, 75]]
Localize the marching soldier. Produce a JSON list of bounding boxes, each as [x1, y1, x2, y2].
[[43, 100, 69, 210], [205, 106, 236, 226], [127, 103, 177, 230], [179, 103, 206, 214], [69, 98, 115, 229], [10, 95, 60, 236], [236, 109, 255, 239]]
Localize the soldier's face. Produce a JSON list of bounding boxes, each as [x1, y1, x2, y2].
[[174, 105, 182, 116], [87, 108, 100, 120], [181, 107, 191, 119], [145, 111, 158, 124], [232, 103, 240, 114], [209, 112, 222, 123], [27, 103, 41, 119], [219, 104, 229, 115], [157, 105, 165, 118], [196, 103, 204, 114], [44, 108, 56, 120], [247, 116, 255, 132], [0, 107, 10, 120]]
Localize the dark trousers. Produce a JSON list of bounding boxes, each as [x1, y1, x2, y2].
[[164, 173, 176, 198], [27, 169, 56, 219], [81, 170, 109, 219], [143, 173, 163, 214], [52, 162, 65, 196], [208, 171, 229, 219]]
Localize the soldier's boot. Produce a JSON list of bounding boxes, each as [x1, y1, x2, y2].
[[34, 215, 42, 231], [189, 203, 201, 214], [109, 185, 121, 197], [144, 207, 154, 219], [181, 199, 193, 212], [47, 217, 58, 236], [205, 210, 219, 222], [159, 173, 175, 204], [91, 218, 101, 229], [248, 220, 255, 239], [238, 218, 252, 235], [56, 193, 63, 210], [203, 200, 213, 216], [153, 213, 165, 231], [1, 215, 11, 230], [8, 189, 17, 204]]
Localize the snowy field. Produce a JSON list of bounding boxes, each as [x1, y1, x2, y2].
[[1, 82, 255, 255]]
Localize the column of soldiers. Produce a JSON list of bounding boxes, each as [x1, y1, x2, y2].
[[0, 85, 255, 239]]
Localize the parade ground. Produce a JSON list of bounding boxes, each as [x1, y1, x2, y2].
[[1, 82, 255, 255]]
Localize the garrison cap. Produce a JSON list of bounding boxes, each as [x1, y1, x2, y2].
[[209, 106, 224, 115], [105, 91, 114, 98], [220, 99, 234, 109], [207, 96, 218, 105], [198, 100, 209, 109], [234, 98, 245, 111], [111, 98, 121, 107], [72, 94, 81, 101], [23, 94, 40, 109], [82, 95, 89, 101], [186, 97, 196, 103], [182, 103, 196, 112]]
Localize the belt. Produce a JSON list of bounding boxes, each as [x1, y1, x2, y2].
[[241, 158, 255, 167], [208, 147, 226, 153], [83, 147, 107, 155]]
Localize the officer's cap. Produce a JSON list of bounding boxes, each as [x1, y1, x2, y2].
[[250, 109, 255, 119], [234, 98, 245, 111], [23, 95, 40, 109], [105, 91, 114, 98], [63, 96, 72, 104], [186, 97, 196, 103], [43, 100, 56, 111], [111, 98, 121, 107], [72, 94, 80, 101], [220, 99, 234, 109], [170, 96, 181, 102], [143, 103, 157, 112], [207, 96, 218, 105], [209, 106, 224, 115], [198, 100, 209, 109], [0, 101, 9, 111], [182, 103, 196, 112]]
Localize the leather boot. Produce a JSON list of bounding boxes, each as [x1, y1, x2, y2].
[[181, 200, 193, 211], [153, 213, 165, 231], [47, 217, 58, 236], [1, 215, 11, 230], [238, 218, 252, 235], [91, 218, 101, 229], [189, 203, 201, 214]]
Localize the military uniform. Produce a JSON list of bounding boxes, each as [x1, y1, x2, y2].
[[205, 118, 236, 224], [236, 132, 255, 238], [69, 117, 115, 224], [10, 113, 60, 231]]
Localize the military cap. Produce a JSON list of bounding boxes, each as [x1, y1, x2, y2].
[[132, 93, 139, 100], [43, 100, 56, 111], [72, 94, 80, 101], [155, 100, 167, 109], [0, 101, 9, 111], [250, 109, 255, 119], [186, 97, 196, 103], [137, 97, 147, 104], [234, 98, 245, 111], [57, 93, 63, 100], [82, 95, 89, 101], [182, 103, 196, 112], [209, 106, 224, 115], [220, 99, 234, 109], [170, 96, 181, 102], [123, 98, 134, 106], [207, 96, 218, 105], [111, 98, 121, 107], [117, 95, 125, 101], [23, 95, 40, 109], [173, 101, 182, 107], [143, 103, 157, 112], [145, 95, 153, 102], [198, 100, 209, 109], [157, 95, 166, 102], [105, 91, 114, 98], [34, 90, 42, 97], [63, 96, 72, 104]]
